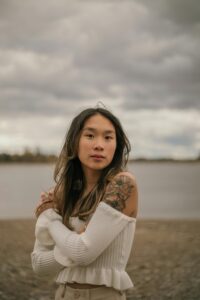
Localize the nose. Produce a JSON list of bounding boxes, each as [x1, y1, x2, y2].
[[93, 138, 104, 151], [94, 144, 104, 151]]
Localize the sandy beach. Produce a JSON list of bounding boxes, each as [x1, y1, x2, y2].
[[0, 218, 199, 300]]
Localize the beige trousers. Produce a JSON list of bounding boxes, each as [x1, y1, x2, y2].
[[55, 284, 126, 300]]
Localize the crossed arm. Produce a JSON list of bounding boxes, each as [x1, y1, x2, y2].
[[32, 172, 138, 273]]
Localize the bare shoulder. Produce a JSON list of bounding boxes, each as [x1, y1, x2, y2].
[[114, 171, 137, 183], [103, 171, 138, 217]]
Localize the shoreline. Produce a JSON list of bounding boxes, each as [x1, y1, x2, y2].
[[1, 217, 200, 222], [0, 160, 200, 165], [0, 219, 200, 300]]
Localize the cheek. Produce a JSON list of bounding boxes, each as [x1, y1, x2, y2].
[[108, 143, 117, 158], [78, 139, 89, 156], [77, 139, 83, 157]]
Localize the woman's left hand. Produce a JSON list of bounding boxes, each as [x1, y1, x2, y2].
[[35, 189, 56, 218]]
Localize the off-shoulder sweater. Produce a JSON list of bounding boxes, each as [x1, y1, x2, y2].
[[31, 202, 136, 291]]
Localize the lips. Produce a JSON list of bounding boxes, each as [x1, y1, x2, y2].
[[90, 155, 105, 159]]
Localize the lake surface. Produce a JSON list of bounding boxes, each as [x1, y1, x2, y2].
[[0, 162, 199, 219]]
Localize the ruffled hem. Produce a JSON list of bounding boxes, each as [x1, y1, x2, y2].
[[55, 267, 134, 291]]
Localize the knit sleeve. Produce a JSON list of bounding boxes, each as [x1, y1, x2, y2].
[[49, 202, 136, 266], [32, 209, 78, 270], [31, 239, 64, 277]]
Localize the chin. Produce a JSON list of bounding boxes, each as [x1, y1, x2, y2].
[[89, 162, 109, 171], [90, 165, 106, 171]]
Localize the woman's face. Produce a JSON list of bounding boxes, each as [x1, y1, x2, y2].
[[78, 114, 117, 174]]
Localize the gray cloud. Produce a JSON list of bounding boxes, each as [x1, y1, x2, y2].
[[137, 0, 200, 27], [0, 0, 199, 157], [0, 0, 199, 115]]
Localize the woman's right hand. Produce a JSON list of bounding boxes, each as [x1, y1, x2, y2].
[[77, 224, 86, 234]]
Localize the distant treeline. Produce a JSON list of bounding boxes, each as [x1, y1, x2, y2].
[[129, 157, 200, 163], [0, 150, 199, 163], [0, 150, 57, 163]]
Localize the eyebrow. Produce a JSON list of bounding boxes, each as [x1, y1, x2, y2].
[[83, 127, 115, 134]]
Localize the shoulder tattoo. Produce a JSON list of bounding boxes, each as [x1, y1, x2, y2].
[[103, 175, 134, 212]]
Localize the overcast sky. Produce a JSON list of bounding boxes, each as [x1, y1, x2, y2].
[[0, 0, 200, 159]]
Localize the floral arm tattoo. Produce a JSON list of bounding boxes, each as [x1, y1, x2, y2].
[[103, 175, 134, 213]]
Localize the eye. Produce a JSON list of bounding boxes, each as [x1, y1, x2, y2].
[[105, 136, 113, 140], [85, 134, 94, 139]]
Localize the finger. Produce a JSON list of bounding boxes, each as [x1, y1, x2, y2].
[[40, 192, 47, 199], [47, 194, 54, 202], [41, 192, 49, 200]]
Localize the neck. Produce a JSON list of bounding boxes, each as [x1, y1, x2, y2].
[[83, 168, 101, 191]]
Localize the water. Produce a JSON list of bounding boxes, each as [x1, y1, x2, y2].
[[130, 162, 200, 219], [0, 162, 199, 219]]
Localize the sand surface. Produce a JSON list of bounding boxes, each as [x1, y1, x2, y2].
[[0, 219, 199, 300]]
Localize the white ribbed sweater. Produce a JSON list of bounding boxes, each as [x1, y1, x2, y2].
[[31, 202, 136, 291]]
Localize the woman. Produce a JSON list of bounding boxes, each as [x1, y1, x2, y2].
[[31, 107, 138, 300]]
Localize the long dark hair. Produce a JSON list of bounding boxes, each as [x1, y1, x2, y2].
[[54, 107, 131, 229]]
